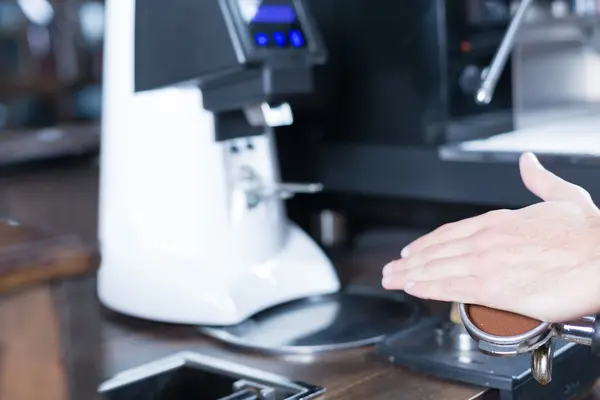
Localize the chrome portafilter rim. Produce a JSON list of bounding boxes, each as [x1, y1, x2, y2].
[[458, 303, 553, 355]]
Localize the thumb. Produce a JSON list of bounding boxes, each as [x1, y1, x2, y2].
[[520, 152, 595, 210]]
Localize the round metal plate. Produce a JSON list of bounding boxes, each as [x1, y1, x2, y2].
[[199, 286, 420, 355]]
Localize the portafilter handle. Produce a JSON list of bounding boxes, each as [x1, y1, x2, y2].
[[554, 315, 598, 348], [531, 315, 600, 384], [476, 0, 534, 105]]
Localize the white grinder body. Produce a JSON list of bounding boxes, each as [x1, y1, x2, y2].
[[97, 0, 340, 325]]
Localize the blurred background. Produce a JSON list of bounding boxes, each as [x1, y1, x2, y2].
[[0, 0, 103, 167]]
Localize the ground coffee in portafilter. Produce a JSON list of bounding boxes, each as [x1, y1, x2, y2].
[[467, 304, 542, 336]]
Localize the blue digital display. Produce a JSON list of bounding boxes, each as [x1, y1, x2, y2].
[[288, 29, 304, 48], [254, 32, 269, 46], [241, 1, 306, 49], [273, 31, 286, 46], [251, 5, 297, 23]]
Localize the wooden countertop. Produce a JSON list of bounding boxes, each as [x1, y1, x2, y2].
[[0, 156, 596, 400]]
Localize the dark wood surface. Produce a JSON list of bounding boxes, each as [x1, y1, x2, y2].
[[0, 222, 99, 295], [0, 156, 596, 400]]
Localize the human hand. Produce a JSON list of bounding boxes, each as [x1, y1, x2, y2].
[[382, 152, 600, 322]]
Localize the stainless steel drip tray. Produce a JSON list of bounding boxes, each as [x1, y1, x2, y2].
[[438, 145, 600, 167], [98, 351, 325, 400], [438, 110, 600, 166]]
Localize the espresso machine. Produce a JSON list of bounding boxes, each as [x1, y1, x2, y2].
[[98, 0, 417, 353], [272, 0, 600, 398], [279, 0, 600, 208]]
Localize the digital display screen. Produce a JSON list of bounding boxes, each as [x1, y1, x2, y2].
[[238, 0, 297, 23], [253, 4, 297, 23], [237, 0, 307, 49]]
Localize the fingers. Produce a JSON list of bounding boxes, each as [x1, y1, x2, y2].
[[404, 255, 477, 282], [384, 235, 483, 275], [520, 152, 596, 212], [382, 254, 477, 290], [401, 209, 512, 257], [401, 220, 477, 257], [402, 276, 481, 304]]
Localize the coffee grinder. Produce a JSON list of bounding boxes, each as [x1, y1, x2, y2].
[[97, 0, 418, 353]]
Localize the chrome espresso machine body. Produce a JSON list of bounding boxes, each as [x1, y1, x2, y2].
[[276, 0, 600, 399]]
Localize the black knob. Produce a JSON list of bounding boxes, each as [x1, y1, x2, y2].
[[459, 65, 483, 95]]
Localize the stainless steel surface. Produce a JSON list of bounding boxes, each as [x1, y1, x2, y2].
[[517, 20, 593, 45], [199, 287, 419, 355], [555, 317, 595, 346], [513, 44, 600, 130], [437, 109, 600, 163], [458, 303, 553, 355], [99, 351, 325, 399], [476, 0, 534, 105], [513, 7, 600, 131], [437, 323, 478, 353], [531, 340, 554, 385]]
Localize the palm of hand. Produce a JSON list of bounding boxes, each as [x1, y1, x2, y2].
[[382, 153, 600, 322], [465, 201, 600, 322]]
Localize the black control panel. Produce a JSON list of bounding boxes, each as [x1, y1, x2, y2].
[[134, 0, 325, 96], [224, 0, 326, 65], [237, 0, 307, 48]]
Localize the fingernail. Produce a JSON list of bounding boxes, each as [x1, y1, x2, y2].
[[401, 246, 410, 258], [404, 281, 415, 292], [526, 152, 543, 169]]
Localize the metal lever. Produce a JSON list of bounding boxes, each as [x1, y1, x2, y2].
[[272, 183, 323, 199], [476, 0, 534, 105], [237, 167, 323, 209], [247, 182, 322, 208]]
